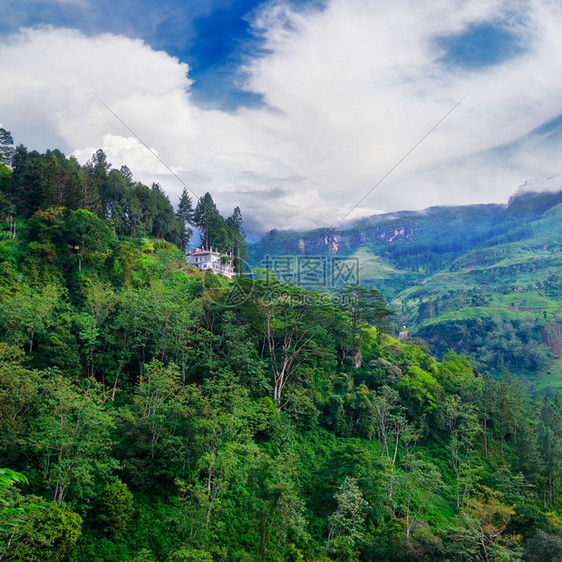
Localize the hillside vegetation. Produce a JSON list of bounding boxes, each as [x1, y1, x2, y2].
[[250, 190, 562, 387], [1, 135, 562, 561]]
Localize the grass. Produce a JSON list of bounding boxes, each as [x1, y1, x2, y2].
[[352, 247, 404, 281], [533, 358, 562, 391]]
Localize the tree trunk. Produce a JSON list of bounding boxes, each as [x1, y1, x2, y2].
[[484, 418, 488, 455]]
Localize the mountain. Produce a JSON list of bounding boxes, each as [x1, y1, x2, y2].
[[249, 188, 562, 389], [2, 141, 562, 559]]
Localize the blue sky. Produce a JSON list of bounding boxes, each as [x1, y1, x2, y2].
[[2, 0, 287, 109], [1, 0, 562, 234], [1, 0, 524, 107], [437, 22, 524, 68]]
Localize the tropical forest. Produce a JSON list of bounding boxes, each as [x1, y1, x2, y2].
[[1, 127, 562, 562]]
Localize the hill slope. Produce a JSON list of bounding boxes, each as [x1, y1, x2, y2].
[[249, 189, 562, 386]]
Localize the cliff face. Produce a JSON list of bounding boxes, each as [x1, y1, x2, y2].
[[250, 190, 562, 278]]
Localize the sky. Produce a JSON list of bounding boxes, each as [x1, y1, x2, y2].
[[2, 0, 562, 236]]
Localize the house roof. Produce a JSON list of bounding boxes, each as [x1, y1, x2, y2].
[[188, 247, 234, 260]]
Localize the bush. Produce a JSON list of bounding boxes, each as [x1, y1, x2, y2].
[[99, 479, 134, 536]]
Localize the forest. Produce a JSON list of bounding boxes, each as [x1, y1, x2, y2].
[[249, 187, 562, 388], [1, 130, 562, 561]]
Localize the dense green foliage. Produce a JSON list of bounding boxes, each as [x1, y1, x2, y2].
[[249, 191, 562, 386], [1, 132, 561, 561], [0, 138, 247, 267]]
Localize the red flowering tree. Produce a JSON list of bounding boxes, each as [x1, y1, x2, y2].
[[26, 207, 64, 244]]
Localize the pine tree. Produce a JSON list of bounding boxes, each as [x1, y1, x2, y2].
[[0, 128, 14, 167], [193, 192, 221, 250], [176, 188, 194, 251], [226, 206, 248, 272]]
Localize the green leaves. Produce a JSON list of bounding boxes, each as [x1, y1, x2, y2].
[[0, 468, 28, 489], [0, 469, 47, 545], [64, 209, 112, 271], [28, 372, 117, 505], [327, 477, 369, 552], [2, 158, 562, 562], [99, 479, 134, 536]]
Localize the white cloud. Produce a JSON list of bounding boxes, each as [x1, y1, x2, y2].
[[2, 1, 562, 234]]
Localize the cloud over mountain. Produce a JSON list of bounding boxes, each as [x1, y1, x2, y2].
[[2, 0, 562, 233]]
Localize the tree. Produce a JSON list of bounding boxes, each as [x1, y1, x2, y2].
[[441, 395, 481, 508], [524, 530, 562, 562], [0, 128, 14, 167], [0, 163, 12, 195], [166, 372, 259, 545], [150, 183, 181, 243], [40, 150, 67, 209], [0, 192, 15, 239], [493, 372, 526, 458], [103, 168, 128, 219], [193, 193, 221, 251], [78, 162, 101, 214], [176, 188, 194, 251], [0, 283, 63, 353], [10, 146, 44, 217], [247, 453, 308, 556], [64, 209, 112, 271], [225, 206, 248, 272], [28, 373, 116, 505], [189, 372, 257, 527], [61, 156, 83, 211], [459, 486, 521, 561], [73, 279, 121, 382], [251, 279, 333, 409], [326, 477, 369, 553], [128, 360, 187, 466], [395, 456, 443, 538], [354, 384, 417, 509], [0, 468, 46, 539], [121, 182, 155, 239], [0, 345, 42, 464], [480, 375, 498, 455], [87, 149, 111, 217], [338, 284, 395, 356], [7, 502, 83, 562], [99, 479, 134, 536], [537, 396, 562, 507]]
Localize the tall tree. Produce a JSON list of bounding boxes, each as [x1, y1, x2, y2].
[[0, 128, 14, 167], [193, 193, 221, 250], [537, 396, 562, 506], [441, 395, 481, 508], [123, 182, 154, 239], [176, 188, 194, 251], [250, 279, 333, 409], [150, 183, 180, 242], [41, 149, 67, 209], [78, 164, 101, 215], [28, 372, 116, 505], [89, 149, 111, 217], [226, 206, 248, 271], [396, 456, 443, 538], [62, 156, 84, 211], [326, 477, 369, 553], [11, 146, 44, 217]]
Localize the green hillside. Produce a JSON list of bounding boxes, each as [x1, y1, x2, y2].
[[249, 190, 562, 385], [2, 132, 562, 560]]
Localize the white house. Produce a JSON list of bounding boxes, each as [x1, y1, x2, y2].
[[188, 247, 237, 279]]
